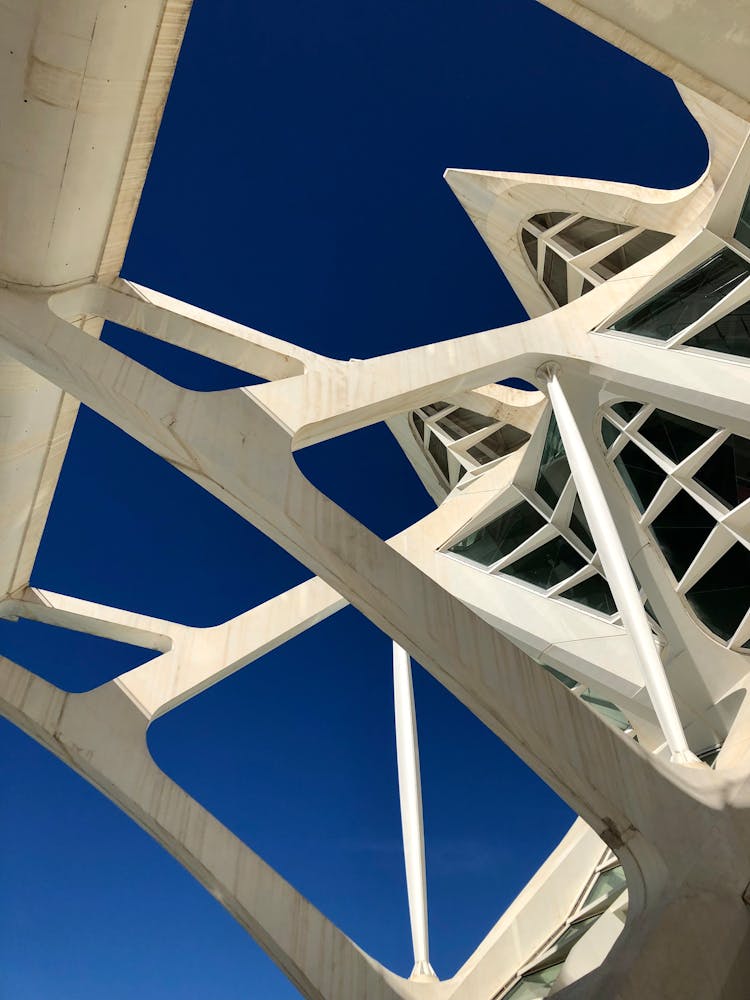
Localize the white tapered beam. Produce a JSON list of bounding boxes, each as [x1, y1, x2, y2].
[[392, 642, 437, 981], [538, 364, 699, 766]]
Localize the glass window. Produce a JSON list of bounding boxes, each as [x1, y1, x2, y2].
[[555, 217, 632, 256], [536, 413, 570, 511], [686, 543, 750, 641], [529, 212, 568, 231], [548, 915, 600, 956], [467, 426, 530, 465], [694, 434, 750, 509], [581, 279, 595, 296], [609, 248, 750, 341], [650, 491, 715, 580], [411, 411, 425, 442], [683, 296, 750, 358], [614, 442, 665, 513], [522, 229, 539, 271], [438, 407, 497, 440], [735, 185, 750, 249], [428, 431, 450, 482], [421, 401, 450, 417], [502, 536, 586, 590], [591, 230, 672, 279], [601, 418, 619, 449], [449, 502, 546, 567], [542, 249, 568, 306], [638, 409, 715, 465], [580, 690, 631, 731], [543, 664, 579, 688], [611, 401, 641, 422], [560, 575, 617, 615], [582, 865, 627, 908], [570, 495, 595, 553], [504, 963, 564, 1000]]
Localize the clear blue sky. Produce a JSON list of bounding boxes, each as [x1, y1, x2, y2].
[[1, 1, 706, 997]]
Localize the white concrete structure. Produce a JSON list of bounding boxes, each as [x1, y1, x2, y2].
[[2, 1, 750, 998]]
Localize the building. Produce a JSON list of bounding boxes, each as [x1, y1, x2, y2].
[[1, 2, 749, 998]]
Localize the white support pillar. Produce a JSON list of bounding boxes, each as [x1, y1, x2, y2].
[[538, 364, 699, 766], [392, 642, 437, 981]]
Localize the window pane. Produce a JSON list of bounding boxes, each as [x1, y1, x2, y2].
[[694, 434, 750, 509], [560, 575, 617, 615], [611, 401, 641, 422], [638, 409, 715, 465], [542, 249, 568, 306], [583, 866, 626, 908], [529, 212, 568, 231], [550, 915, 601, 955], [467, 425, 530, 465], [503, 536, 586, 590], [684, 296, 750, 358], [505, 963, 564, 999], [522, 229, 539, 271], [438, 407, 497, 440], [650, 491, 715, 580], [609, 248, 750, 341], [411, 412, 425, 441], [449, 502, 546, 566], [428, 431, 450, 482], [614, 441, 665, 513], [580, 690, 631, 730], [570, 495, 595, 552], [735, 185, 750, 249], [581, 279, 595, 296], [536, 413, 570, 510], [543, 664, 579, 688], [591, 230, 672, 279], [555, 217, 632, 255], [686, 543, 750, 641], [601, 418, 619, 449], [421, 401, 450, 416]]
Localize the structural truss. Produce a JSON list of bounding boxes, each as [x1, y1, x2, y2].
[[2, 2, 750, 998]]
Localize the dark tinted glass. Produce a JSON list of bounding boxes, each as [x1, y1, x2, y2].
[[543, 249, 568, 306], [421, 401, 450, 417], [610, 248, 750, 340], [735, 185, 750, 248], [612, 401, 641, 422], [412, 411, 425, 441], [694, 434, 750, 508], [650, 491, 715, 579], [556, 217, 632, 255], [686, 543, 750, 641], [503, 536, 586, 589], [467, 425, 530, 465], [536, 413, 570, 510], [438, 407, 497, 440], [581, 279, 595, 295], [614, 442, 665, 513], [522, 229, 538, 271], [638, 409, 714, 464], [684, 297, 750, 358], [428, 431, 450, 482], [529, 212, 568, 231], [570, 495, 595, 552], [560, 574, 617, 615], [591, 230, 672, 279], [601, 418, 619, 449], [449, 502, 545, 566]]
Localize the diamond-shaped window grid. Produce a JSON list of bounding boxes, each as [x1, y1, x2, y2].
[[637, 409, 715, 465], [449, 502, 546, 567], [502, 536, 587, 590], [613, 441, 665, 514], [649, 490, 715, 581], [683, 296, 750, 359], [609, 247, 750, 341], [694, 434, 750, 510]]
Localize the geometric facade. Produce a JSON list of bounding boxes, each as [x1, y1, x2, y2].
[[2, 2, 750, 998]]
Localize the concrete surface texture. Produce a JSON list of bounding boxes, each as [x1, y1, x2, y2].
[[1, 2, 750, 998]]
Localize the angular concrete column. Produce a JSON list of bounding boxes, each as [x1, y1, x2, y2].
[[537, 364, 699, 766], [392, 642, 437, 981]]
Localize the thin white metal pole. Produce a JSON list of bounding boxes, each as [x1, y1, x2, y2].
[[392, 642, 437, 980], [538, 363, 699, 766]]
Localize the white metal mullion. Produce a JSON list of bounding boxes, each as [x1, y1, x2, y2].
[[674, 523, 734, 595], [666, 274, 750, 348]]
